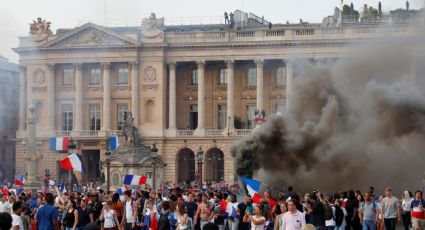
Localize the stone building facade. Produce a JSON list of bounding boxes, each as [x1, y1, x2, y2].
[[0, 55, 19, 182], [13, 13, 421, 188]]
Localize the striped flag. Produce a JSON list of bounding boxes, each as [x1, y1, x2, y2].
[[117, 185, 128, 195], [60, 153, 85, 172], [48, 179, 56, 186], [123, 175, 147, 185], [50, 137, 69, 151]]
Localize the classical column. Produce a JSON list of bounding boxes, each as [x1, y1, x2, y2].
[[286, 59, 294, 112], [168, 61, 177, 131], [74, 63, 83, 131], [255, 59, 264, 113], [102, 62, 111, 131], [47, 64, 55, 132], [18, 65, 27, 132], [195, 61, 206, 136], [409, 60, 417, 84], [131, 62, 139, 126], [225, 60, 235, 133]]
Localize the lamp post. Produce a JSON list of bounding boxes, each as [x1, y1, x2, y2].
[[151, 144, 158, 190], [195, 147, 204, 186], [105, 150, 111, 193]]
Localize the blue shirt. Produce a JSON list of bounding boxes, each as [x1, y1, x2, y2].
[[36, 204, 59, 230]]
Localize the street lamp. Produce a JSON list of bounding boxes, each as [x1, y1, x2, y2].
[[195, 146, 204, 186], [105, 150, 111, 193]]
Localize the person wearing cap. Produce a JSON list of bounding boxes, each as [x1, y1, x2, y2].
[[381, 187, 401, 230], [0, 193, 12, 213]]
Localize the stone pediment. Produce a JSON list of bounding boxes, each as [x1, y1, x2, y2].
[[42, 23, 138, 49]]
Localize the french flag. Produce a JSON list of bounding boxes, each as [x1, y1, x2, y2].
[[50, 137, 69, 151], [226, 202, 238, 218], [14, 177, 25, 186], [117, 185, 128, 195], [109, 136, 119, 151], [48, 179, 56, 186], [240, 177, 263, 204], [123, 175, 147, 185], [60, 153, 85, 172]]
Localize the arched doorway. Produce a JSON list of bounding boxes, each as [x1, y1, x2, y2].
[[205, 148, 224, 182], [177, 148, 195, 183]]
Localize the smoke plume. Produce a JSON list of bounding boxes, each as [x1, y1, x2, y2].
[[232, 27, 425, 194]]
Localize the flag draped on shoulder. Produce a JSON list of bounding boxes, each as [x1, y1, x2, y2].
[[50, 137, 69, 151], [240, 176, 263, 204], [123, 175, 147, 185], [60, 153, 85, 172]]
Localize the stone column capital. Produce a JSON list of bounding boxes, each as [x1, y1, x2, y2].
[[225, 60, 235, 68], [73, 63, 82, 71], [196, 61, 206, 69], [255, 59, 264, 67], [167, 61, 177, 70], [102, 62, 111, 70], [18, 65, 27, 72], [46, 63, 55, 71]]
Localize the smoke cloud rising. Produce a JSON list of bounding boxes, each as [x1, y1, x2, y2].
[[232, 27, 425, 194]]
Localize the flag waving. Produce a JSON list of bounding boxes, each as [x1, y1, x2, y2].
[[60, 153, 85, 172], [240, 177, 263, 204], [123, 175, 147, 185]]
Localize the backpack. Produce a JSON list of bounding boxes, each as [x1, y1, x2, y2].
[[158, 212, 171, 230], [334, 205, 344, 227], [324, 204, 333, 221]]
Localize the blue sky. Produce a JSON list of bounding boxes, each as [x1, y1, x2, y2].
[[0, 0, 423, 62]]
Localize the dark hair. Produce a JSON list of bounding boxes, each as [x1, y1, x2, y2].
[[415, 190, 423, 197], [45, 193, 55, 204], [0, 212, 12, 229], [178, 203, 186, 215], [288, 186, 293, 192], [162, 200, 170, 211], [203, 223, 219, 230], [69, 199, 77, 209], [13, 201, 23, 212], [112, 193, 120, 203], [123, 191, 131, 197], [348, 190, 355, 199]]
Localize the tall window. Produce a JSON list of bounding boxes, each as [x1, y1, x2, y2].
[[89, 67, 101, 85], [2, 149, 5, 161], [247, 67, 257, 86], [217, 104, 227, 129], [218, 68, 227, 85], [62, 104, 73, 131], [117, 65, 129, 85], [189, 104, 198, 130], [190, 69, 198, 86], [117, 104, 128, 130], [276, 67, 286, 86], [88, 104, 101, 130], [246, 104, 256, 129], [276, 103, 285, 114], [62, 66, 74, 86]]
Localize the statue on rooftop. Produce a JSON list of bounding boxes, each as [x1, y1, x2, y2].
[[141, 13, 164, 39], [30, 17, 52, 35]]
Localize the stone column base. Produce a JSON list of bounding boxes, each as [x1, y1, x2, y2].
[[165, 128, 177, 137]]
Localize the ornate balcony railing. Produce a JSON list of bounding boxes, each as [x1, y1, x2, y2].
[[54, 130, 123, 138]]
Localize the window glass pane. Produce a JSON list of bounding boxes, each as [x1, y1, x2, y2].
[[62, 104, 73, 131], [191, 69, 198, 85], [62, 67, 74, 86], [117, 104, 128, 130], [219, 68, 227, 85], [89, 104, 101, 130], [247, 67, 256, 86], [217, 104, 227, 129], [117, 66, 129, 85], [276, 67, 286, 85], [246, 105, 256, 129], [89, 67, 101, 85]]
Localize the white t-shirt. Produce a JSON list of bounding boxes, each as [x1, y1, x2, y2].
[[11, 214, 24, 230], [281, 211, 306, 230], [103, 209, 116, 228], [250, 215, 266, 230], [125, 200, 134, 223], [0, 201, 11, 213]]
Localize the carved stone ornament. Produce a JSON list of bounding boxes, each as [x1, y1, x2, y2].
[[141, 13, 164, 39], [143, 84, 158, 91], [32, 86, 47, 93], [65, 30, 125, 47], [29, 17, 52, 42], [144, 66, 156, 82], [32, 69, 45, 86]]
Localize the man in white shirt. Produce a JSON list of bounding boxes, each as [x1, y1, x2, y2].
[[281, 200, 306, 230], [122, 190, 136, 230], [0, 194, 12, 213], [10, 201, 23, 230]]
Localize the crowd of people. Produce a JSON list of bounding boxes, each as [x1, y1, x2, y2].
[[0, 182, 424, 230]]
